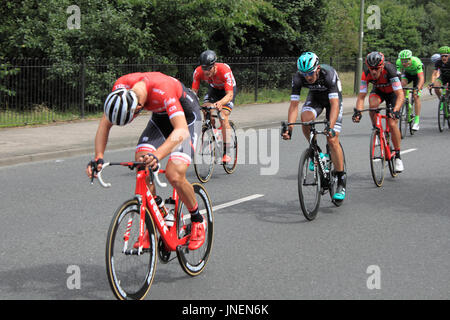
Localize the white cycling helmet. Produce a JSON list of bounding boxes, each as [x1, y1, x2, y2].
[[104, 88, 139, 126], [431, 53, 441, 64]]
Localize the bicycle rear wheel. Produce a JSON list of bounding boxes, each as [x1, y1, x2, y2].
[[438, 99, 445, 132], [399, 102, 407, 139], [329, 142, 346, 207], [223, 120, 238, 174], [177, 183, 214, 276], [194, 128, 215, 183], [105, 199, 157, 300], [369, 130, 385, 187], [298, 148, 321, 221], [446, 101, 450, 128]]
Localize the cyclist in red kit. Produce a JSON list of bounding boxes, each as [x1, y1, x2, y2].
[[192, 50, 237, 163], [86, 72, 205, 250], [353, 52, 405, 172]]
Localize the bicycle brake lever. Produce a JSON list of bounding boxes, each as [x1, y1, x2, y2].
[[97, 162, 112, 188]]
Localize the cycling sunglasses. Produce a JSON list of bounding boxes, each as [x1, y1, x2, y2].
[[401, 58, 411, 63], [441, 54, 449, 58], [300, 68, 318, 77], [201, 64, 215, 71], [368, 65, 383, 71]]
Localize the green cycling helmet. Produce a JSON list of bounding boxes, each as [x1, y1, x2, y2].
[[398, 49, 412, 59], [297, 52, 319, 73], [439, 46, 450, 54]]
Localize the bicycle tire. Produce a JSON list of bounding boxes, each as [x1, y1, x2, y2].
[[438, 98, 445, 132], [223, 121, 238, 174], [409, 100, 415, 136], [329, 142, 346, 207], [194, 128, 215, 183], [298, 148, 321, 221], [105, 199, 157, 300], [369, 130, 385, 187], [399, 102, 407, 139], [176, 183, 214, 276], [446, 100, 450, 129]]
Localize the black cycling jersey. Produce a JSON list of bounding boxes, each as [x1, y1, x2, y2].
[[434, 59, 450, 82], [291, 64, 342, 106]]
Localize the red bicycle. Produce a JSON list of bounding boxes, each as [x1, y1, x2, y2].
[[95, 161, 214, 300], [360, 107, 398, 187]]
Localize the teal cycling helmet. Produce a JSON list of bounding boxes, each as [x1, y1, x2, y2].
[[438, 46, 450, 54], [297, 52, 319, 73], [398, 49, 412, 59]]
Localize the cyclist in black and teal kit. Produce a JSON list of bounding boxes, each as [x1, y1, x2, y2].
[[396, 49, 425, 131], [282, 52, 346, 200], [429, 46, 450, 101]]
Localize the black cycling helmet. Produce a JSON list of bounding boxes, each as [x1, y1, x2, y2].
[[199, 50, 217, 69], [365, 51, 385, 69]]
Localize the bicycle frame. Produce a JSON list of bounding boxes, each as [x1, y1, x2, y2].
[[202, 107, 224, 157], [370, 108, 395, 161], [403, 87, 417, 122], [98, 162, 190, 254]]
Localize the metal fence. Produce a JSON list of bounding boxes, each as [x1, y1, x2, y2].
[[0, 56, 437, 127]]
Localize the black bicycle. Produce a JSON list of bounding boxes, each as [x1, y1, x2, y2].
[[193, 106, 238, 183], [282, 120, 347, 221]]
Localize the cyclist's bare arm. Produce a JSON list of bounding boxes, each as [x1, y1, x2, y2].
[[417, 73, 425, 90], [85, 115, 113, 178], [328, 98, 340, 130], [430, 70, 440, 85], [393, 88, 405, 112], [356, 92, 366, 111], [282, 100, 299, 139], [213, 90, 234, 112], [140, 115, 190, 169]]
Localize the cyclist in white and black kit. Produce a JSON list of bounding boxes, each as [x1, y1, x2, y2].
[[282, 52, 346, 201]]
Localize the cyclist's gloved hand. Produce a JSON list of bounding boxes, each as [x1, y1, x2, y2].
[[352, 108, 362, 123], [281, 122, 292, 140], [142, 153, 159, 171], [87, 158, 104, 180], [388, 109, 401, 120], [325, 125, 336, 138]]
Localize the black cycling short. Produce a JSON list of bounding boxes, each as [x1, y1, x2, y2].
[[301, 93, 343, 133], [136, 89, 202, 165], [369, 90, 398, 110], [401, 73, 419, 87], [203, 86, 237, 113]]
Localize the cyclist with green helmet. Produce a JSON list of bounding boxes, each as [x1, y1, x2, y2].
[[396, 49, 425, 131], [428, 46, 450, 100], [282, 52, 346, 201]]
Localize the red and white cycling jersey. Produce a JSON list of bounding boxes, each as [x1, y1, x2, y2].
[[112, 72, 187, 119], [192, 63, 236, 92]]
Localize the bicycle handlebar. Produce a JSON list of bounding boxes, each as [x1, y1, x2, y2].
[[281, 120, 330, 136], [97, 162, 167, 189], [201, 106, 225, 121]]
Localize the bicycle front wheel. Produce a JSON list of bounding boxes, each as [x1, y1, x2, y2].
[[105, 199, 157, 300], [369, 130, 385, 187], [194, 128, 215, 183], [399, 102, 407, 139], [298, 148, 321, 221], [177, 183, 214, 276], [223, 120, 238, 174]]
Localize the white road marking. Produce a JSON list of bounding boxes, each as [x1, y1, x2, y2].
[[400, 148, 417, 155], [200, 194, 264, 214]]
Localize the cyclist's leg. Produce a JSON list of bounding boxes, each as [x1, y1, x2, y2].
[[434, 78, 443, 100], [385, 92, 401, 150], [325, 100, 344, 172], [368, 91, 382, 126], [300, 94, 321, 140], [411, 75, 421, 126], [220, 87, 236, 159], [135, 117, 167, 194]]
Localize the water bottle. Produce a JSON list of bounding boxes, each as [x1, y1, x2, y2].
[[154, 196, 168, 217], [320, 153, 330, 173], [164, 197, 176, 227]]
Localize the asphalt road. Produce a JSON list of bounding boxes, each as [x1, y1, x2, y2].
[[0, 99, 449, 300]]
